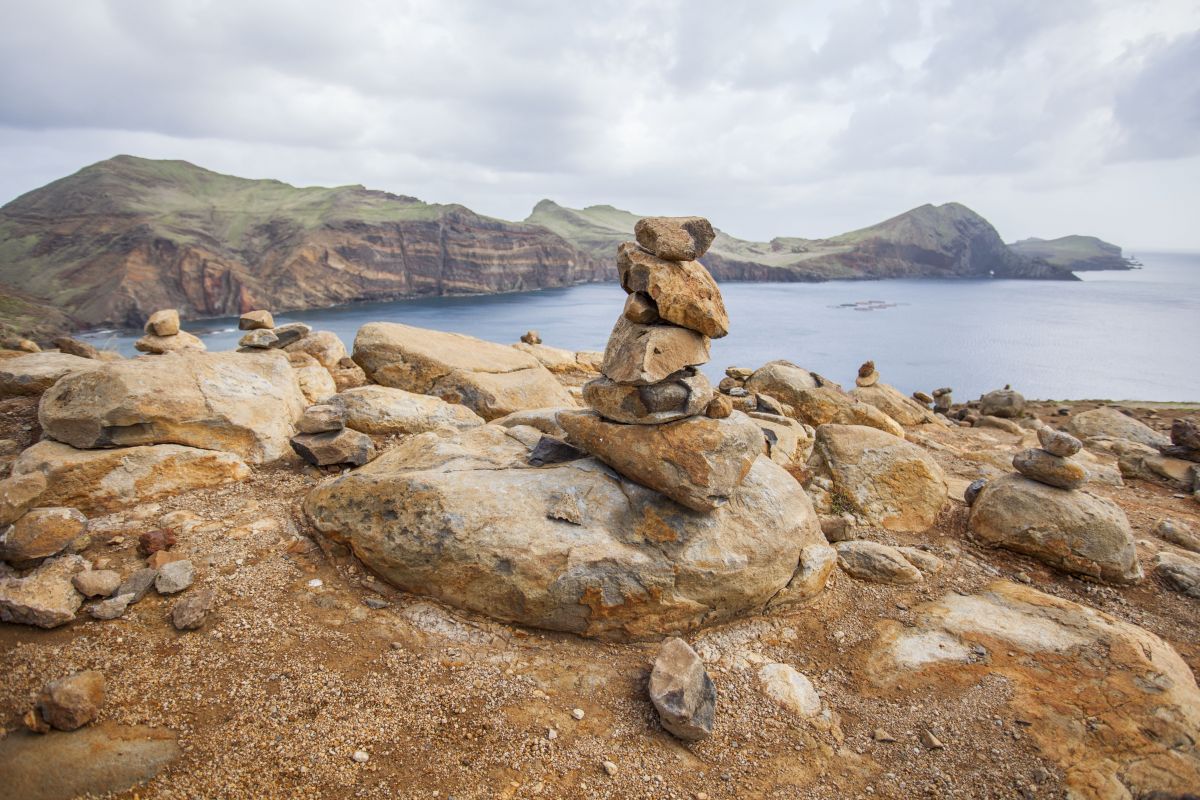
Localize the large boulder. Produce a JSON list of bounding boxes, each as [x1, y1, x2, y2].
[[38, 351, 306, 464], [334, 385, 484, 435], [850, 383, 938, 426], [303, 426, 829, 641], [867, 581, 1200, 798], [0, 353, 100, 398], [979, 388, 1026, 418], [1067, 406, 1170, 448], [353, 322, 575, 421], [808, 424, 948, 532], [968, 473, 1141, 584], [11, 440, 249, 515], [558, 410, 763, 511], [744, 361, 819, 404]]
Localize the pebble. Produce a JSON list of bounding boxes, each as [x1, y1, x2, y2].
[[171, 588, 215, 630], [307, 579, 323, 588], [352, 750, 369, 763], [363, 597, 390, 609], [571, 708, 585, 720], [602, 760, 618, 776], [117, 568, 158, 603], [920, 729, 945, 750], [546, 728, 557, 740], [873, 728, 897, 742]]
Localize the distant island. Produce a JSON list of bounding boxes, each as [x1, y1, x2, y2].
[[1008, 235, 1138, 271], [0, 155, 1135, 340]]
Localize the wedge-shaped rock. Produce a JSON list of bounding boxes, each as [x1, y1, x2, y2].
[[1156, 551, 1200, 598], [290, 428, 376, 467], [558, 410, 762, 511], [0, 472, 47, 525], [304, 426, 825, 640], [239, 309, 274, 330], [0, 554, 86, 628], [238, 329, 277, 349], [649, 637, 716, 740], [0, 352, 100, 397], [11, 440, 249, 515], [968, 473, 1140, 583], [335, 385, 483, 435], [353, 322, 574, 420], [835, 540, 922, 584], [600, 317, 710, 386], [634, 216, 716, 261], [617, 242, 728, 338], [38, 351, 306, 463], [1012, 448, 1087, 489], [143, 309, 180, 336], [810, 424, 948, 532], [1066, 406, 1169, 448], [133, 330, 206, 354], [850, 382, 939, 426], [582, 369, 712, 424], [867, 581, 1200, 797]]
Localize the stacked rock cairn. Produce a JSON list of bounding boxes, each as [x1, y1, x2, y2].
[[558, 216, 765, 512], [1013, 427, 1089, 490], [134, 309, 206, 354], [236, 309, 312, 351]]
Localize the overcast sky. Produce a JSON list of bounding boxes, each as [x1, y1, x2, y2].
[[1, 0, 1198, 249]]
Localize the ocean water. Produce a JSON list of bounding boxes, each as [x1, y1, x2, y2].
[[82, 251, 1200, 402]]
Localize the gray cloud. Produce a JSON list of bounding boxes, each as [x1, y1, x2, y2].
[[0, 0, 1197, 248]]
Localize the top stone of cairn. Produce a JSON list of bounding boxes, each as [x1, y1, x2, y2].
[[634, 216, 717, 262]]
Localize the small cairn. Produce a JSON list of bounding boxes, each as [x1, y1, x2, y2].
[[519, 330, 541, 345], [290, 402, 375, 467], [932, 387, 953, 415], [558, 216, 765, 512], [855, 360, 879, 387], [237, 309, 312, 351], [1011, 427, 1088, 490], [134, 309, 206, 354]]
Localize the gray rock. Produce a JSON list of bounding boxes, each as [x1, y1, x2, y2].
[[834, 540, 923, 584], [1154, 518, 1200, 553], [154, 560, 195, 594], [89, 593, 134, 620], [297, 403, 346, 434], [238, 329, 278, 349], [171, 587, 215, 630], [117, 568, 158, 603], [290, 428, 376, 467], [649, 637, 716, 741], [0, 554, 86, 627], [527, 436, 586, 466], [72, 569, 122, 598], [1155, 551, 1200, 598], [269, 322, 312, 348], [1066, 406, 1170, 449], [979, 389, 1026, 419], [964, 478, 988, 506], [1038, 426, 1082, 457]]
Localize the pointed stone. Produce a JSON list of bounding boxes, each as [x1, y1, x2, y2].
[[617, 242, 728, 338], [600, 316, 709, 386], [634, 216, 716, 261], [649, 637, 716, 741], [558, 410, 763, 511]]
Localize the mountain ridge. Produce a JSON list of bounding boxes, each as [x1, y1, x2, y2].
[[0, 155, 1129, 338]]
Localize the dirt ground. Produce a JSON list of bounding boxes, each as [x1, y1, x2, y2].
[[1, 397, 1198, 800]]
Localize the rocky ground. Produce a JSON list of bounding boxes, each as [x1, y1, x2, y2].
[[2, 382, 1198, 800]]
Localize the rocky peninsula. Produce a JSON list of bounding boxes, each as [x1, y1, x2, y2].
[[0, 215, 1197, 800]]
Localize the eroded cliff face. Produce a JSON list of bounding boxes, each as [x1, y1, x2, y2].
[[0, 157, 608, 331]]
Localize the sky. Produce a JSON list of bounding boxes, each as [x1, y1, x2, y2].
[[1, 0, 1198, 250]]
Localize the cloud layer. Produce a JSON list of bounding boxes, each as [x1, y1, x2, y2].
[[1, 0, 1197, 248]]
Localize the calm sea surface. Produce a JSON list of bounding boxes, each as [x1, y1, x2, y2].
[[83, 251, 1200, 402]]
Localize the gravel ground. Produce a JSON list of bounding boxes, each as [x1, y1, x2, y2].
[[1, 400, 1197, 799]]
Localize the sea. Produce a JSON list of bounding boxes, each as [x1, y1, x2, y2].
[[81, 251, 1200, 403]]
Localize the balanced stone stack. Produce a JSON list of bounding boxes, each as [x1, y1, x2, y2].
[[290, 402, 376, 467], [134, 309, 206, 354], [558, 217, 764, 512], [1012, 427, 1089, 490]]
